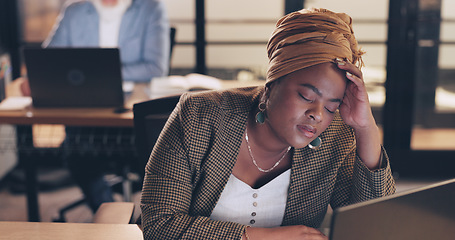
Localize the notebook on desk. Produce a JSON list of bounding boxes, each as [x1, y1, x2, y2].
[[329, 178, 455, 240], [23, 47, 124, 108]]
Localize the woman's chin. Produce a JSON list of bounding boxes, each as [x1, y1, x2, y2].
[[290, 139, 312, 149]]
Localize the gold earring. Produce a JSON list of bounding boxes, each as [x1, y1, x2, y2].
[[255, 102, 266, 124]]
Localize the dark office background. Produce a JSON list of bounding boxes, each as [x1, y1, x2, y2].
[[0, 0, 21, 79]]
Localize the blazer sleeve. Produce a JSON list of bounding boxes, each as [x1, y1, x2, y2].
[[330, 145, 396, 208], [140, 94, 246, 240]]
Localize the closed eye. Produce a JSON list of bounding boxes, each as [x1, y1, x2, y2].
[[325, 107, 336, 114], [325, 104, 340, 114], [299, 93, 314, 103]]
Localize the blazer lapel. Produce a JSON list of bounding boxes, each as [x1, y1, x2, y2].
[[283, 147, 323, 225], [197, 108, 249, 216], [282, 114, 355, 226], [191, 88, 262, 217]]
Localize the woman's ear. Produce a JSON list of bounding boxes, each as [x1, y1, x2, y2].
[[262, 85, 271, 102], [263, 78, 280, 102], [263, 80, 276, 102]]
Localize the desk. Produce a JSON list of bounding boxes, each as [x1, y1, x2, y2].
[[0, 80, 264, 127], [0, 108, 134, 127], [0, 110, 134, 222], [0, 79, 264, 222], [0, 221, 143, 240]]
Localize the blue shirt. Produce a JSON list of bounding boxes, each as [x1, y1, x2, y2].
[[43, 0, 170, 83]]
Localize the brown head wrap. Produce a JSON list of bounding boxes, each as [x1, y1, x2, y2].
[[266, 8, 364, 85]]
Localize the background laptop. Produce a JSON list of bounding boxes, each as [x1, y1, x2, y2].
[[23, 47, 124, 108], [329, 178, 455, 240]]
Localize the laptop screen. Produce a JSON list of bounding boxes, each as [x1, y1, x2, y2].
[[23, 47, 124, 108], [329, 178, 455, 240]]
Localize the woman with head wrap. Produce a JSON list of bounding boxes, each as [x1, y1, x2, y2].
[[140, 8, 395, 240]]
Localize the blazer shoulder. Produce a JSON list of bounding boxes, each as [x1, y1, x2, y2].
[[179, 87, 264, 114]]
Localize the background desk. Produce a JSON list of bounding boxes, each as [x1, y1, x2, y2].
[[0, 107, 137, 222], [0, 107, 134, 127], [0, 82, 147, 222], [0, 221, 143, 240], [0, 79, 265, 127]]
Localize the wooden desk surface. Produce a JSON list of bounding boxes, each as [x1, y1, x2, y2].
[[0, 107, 134, 127], [0, 81, 147, 127], [0, 221, 143, 240], [0, 79, 265, 127]]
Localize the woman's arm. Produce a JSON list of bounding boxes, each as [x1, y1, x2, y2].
[[336, 59, 382, 170], [330, 145, 396, 208], [243, 226, 328, 240]]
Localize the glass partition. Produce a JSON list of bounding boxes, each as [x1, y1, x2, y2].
[[410, 0, 455, 150]]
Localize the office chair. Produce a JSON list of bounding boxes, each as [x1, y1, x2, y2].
[[169, 27, 176, 74], [89, 95, 180, 224], [53, 27, 177, 222], [132, 95, 180, 176]]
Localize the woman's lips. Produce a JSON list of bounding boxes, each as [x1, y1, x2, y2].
[[298, 125, 316, 138]]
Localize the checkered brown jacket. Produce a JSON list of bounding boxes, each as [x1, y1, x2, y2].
[[140, 87, 395, 239]]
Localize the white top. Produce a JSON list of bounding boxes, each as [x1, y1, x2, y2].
[[210, 169, 291, 228], [91, 0, 132, 47]]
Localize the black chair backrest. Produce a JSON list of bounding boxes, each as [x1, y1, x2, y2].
[[132, 95, 180, 174], [168, 27, 176, 75]]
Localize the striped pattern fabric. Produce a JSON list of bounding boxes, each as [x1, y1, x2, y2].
[[140, 87, 395, 239]]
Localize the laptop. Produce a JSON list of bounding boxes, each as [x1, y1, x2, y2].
[[329, 178, 455, 240], [23, 47, 124, 108]]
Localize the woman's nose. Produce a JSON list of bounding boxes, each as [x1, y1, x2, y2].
[[307, 103, 323, 123]]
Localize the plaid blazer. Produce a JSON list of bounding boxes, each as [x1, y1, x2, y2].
[[140, 87, 396, 239]]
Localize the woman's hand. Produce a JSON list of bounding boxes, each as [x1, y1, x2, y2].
[[335, 58, 374, 129], [245, 225, 328, 240], [335, 58, 382, 170]]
